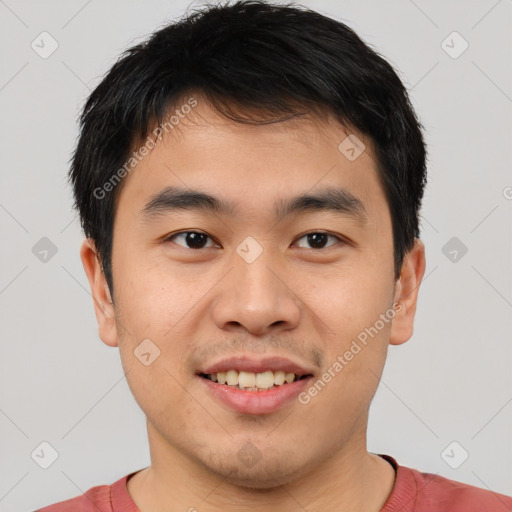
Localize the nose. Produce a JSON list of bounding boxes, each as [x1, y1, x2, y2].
[[211, 250, 301, 336]]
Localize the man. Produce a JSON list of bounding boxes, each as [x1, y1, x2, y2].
[[37, 1, 512, 510]]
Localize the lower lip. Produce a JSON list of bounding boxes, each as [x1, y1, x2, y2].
[[197, 375, 313, 415]]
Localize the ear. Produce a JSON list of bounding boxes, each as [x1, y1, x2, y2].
[[80, 238, 118, 347], [389, 238, 426, 346]]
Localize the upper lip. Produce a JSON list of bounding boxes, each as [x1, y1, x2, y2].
[[197, 355, 316, 377]]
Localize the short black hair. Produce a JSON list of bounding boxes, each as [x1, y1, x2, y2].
[[70, 0, 427, 296]]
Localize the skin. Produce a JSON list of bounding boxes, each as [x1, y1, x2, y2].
[[81, 95, 426, 511]]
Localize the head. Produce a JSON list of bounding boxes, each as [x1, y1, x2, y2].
[[75, 0, 426, 489]]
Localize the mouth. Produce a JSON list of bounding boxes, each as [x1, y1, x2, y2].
[[198, 370, 312, 391], [195, 356, 316, 415]]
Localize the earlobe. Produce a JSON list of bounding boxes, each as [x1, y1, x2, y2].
[[389, 239, 426, 346], [80, 238, 119, 347]]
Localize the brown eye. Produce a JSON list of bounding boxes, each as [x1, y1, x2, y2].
[[167, 231, 216, 249], [294, 232, 341, 249]]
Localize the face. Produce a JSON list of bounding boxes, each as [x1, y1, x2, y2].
[[82, 96, 424, 489]]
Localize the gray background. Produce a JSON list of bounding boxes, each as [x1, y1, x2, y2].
[[0, 0, 511, 510]]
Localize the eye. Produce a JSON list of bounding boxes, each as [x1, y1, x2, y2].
[[165, 231, 217, 249], [293, 232, 342, 250]]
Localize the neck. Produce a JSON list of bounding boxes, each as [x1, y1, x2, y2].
[[127, 422, 396, 511]]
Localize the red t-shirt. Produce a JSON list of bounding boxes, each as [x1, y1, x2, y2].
[[35, 454, 512, 511]]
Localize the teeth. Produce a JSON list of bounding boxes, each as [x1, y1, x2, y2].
[[274, 370, 285, 385], [285, 372, 295, 384], [255, 371, 274, 389], [204, 370, 304, 390], [226, 370, 238, 386], [238, 371, 256, 388]]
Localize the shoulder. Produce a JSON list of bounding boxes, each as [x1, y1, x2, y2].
[[34, 472, 132, 512], [380, 454, 512, 512], [410, 467, 512, 511], [35, 485, 110, 511]]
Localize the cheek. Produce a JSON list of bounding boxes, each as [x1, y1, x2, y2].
[[112, 261, 192, 405], [302, 262, 394, 337], [297, 317, 391, 440], [114, 253, 198, 332], [117, 330, 192, 428], [297, 262, 394, 409]]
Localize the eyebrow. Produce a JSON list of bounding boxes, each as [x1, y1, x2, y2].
[[140, 185, 367, 224]]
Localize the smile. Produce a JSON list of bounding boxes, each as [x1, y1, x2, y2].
[[200, 370, 309, 391], [197, 371, 314, 415]]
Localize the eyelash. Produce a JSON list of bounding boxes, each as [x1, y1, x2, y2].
[[164, 230, 345, 250]]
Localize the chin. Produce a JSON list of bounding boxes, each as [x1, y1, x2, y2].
[[216, 464, 299, 490], [201, 446, 313, 490]]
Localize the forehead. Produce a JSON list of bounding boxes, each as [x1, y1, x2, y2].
[[116, 98, 386, 223]]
